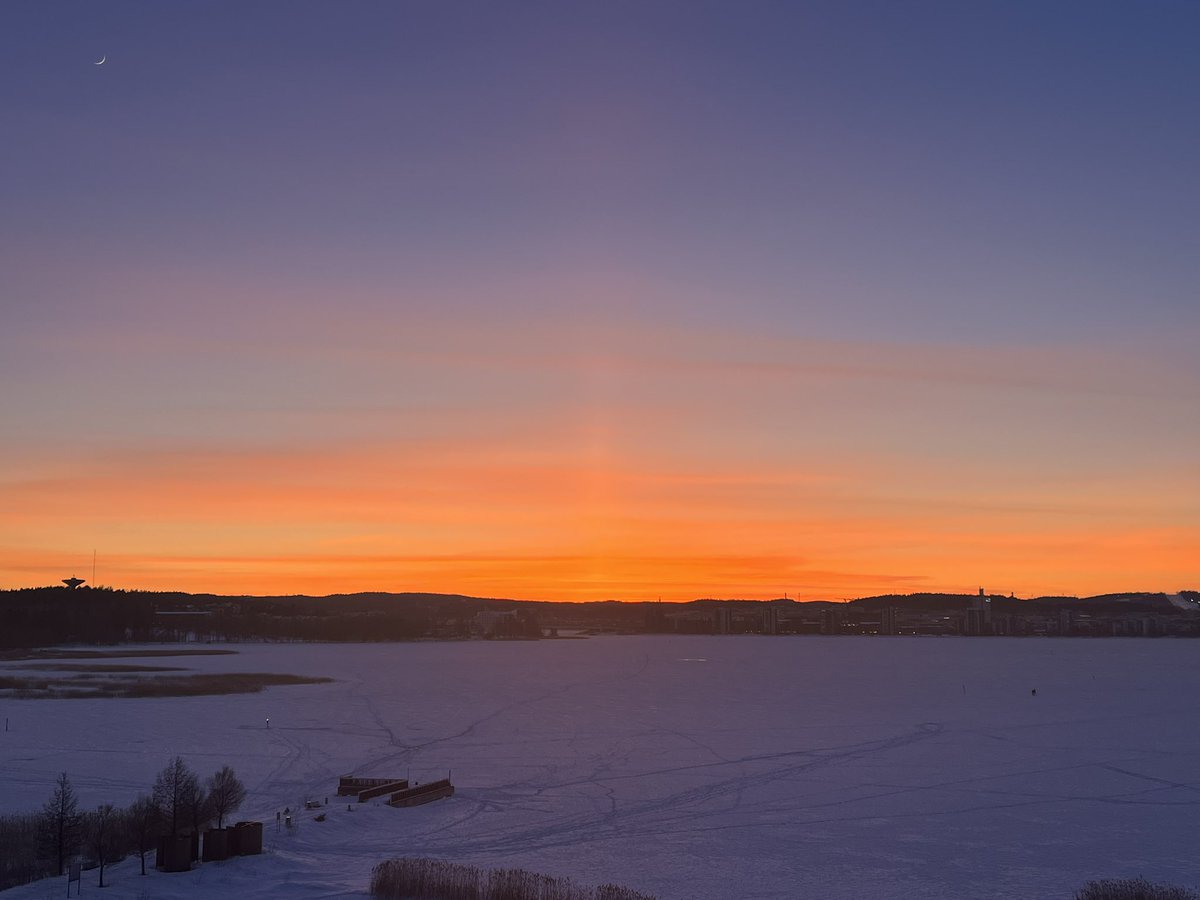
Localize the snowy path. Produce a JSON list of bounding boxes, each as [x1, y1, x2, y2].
[[3, 636, 1200, 899]]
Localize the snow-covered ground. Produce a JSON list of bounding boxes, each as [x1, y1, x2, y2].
[[3, 636, 1200, 899]]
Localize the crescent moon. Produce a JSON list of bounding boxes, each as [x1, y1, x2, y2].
[[94, 56, 106, 65]]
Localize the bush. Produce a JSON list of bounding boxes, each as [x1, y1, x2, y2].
[[370, 858, 657, 900], [1077, 878, 1200, 900]]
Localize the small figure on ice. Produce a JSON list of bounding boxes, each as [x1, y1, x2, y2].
[[1030, 688, 1037, 697], [266, 717, 270, 729]]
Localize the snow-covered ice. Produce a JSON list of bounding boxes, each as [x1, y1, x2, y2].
[[3, 635, 1200, 899]]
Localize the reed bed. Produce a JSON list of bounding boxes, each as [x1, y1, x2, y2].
[[1076, 879, 1200, 900], [0, 671, 330, 699], [370, 858, 658, 900]]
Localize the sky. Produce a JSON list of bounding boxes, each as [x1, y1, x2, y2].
[[1, 1, 1197, 601]]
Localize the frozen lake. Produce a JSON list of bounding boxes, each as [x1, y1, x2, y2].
[[3, 636, 1200, 899]]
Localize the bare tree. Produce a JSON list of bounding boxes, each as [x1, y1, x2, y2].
[[0, 811, 52, 888], [86, 803, 116, 887], [39, 772, 81, 877], [207, 766, 247, 829], [186, 783, 212, 836], [152, 756, 199, 837], [125, 795, 159, 875]]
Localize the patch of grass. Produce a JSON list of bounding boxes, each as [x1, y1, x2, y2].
[[18, 663, 187, 672], [0, 676, 55, 694], [0, 648, 237, 661], [1077, 879, 1200, 900], [0, 672, 332, 699], [119, 673, 333, 697]]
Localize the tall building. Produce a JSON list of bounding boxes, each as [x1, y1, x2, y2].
[[761, 605, 779, 635], [643, 602, 669, 633], [880, 606, 897, 636], [820, 607, 844, 635], [713, 606, 733, 635], [964, 608, 988, 635], [1058, 609, 1073, 636], [964, 589, 992, 635]]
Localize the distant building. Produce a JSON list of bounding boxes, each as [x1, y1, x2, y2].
[[62, 577, 85, 589], [713, 607, 733, 635], [880, 606, 897, 636], [643, 602, 669, 633], [1058, 610, 1073, 636], [964, 590, 992, 635], [472, 609, 518, 636], [964, 609, 989, 635], [761, 605, 779, 635], [820, 607, 844, 635], [992, 613, 1016, 636]]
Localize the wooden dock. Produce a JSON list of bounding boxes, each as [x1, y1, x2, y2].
[[388, 778, 455, 808]]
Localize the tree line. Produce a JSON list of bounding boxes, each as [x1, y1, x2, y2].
[[0, 587, 544, 647], [0, 756, 246, 890]]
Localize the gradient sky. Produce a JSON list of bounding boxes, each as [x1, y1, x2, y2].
[[2, 2, 1197, 600]]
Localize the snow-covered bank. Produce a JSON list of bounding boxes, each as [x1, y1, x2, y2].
[[3, 636, 1199, 899]]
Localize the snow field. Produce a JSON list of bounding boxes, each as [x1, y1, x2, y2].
[[2, 636, 1200, 899]]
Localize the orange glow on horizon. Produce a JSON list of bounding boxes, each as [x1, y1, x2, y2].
[[2, 438, 1195, 601], [2, 329, 1196, 601]]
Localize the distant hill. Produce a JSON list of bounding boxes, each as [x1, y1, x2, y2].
[[847, 591, 1181, 615], [1, 585, 1195, 648]]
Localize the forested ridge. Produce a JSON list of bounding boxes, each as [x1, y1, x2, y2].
[[3, 586, 1197, 649], [0, 587, 541, 648]]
